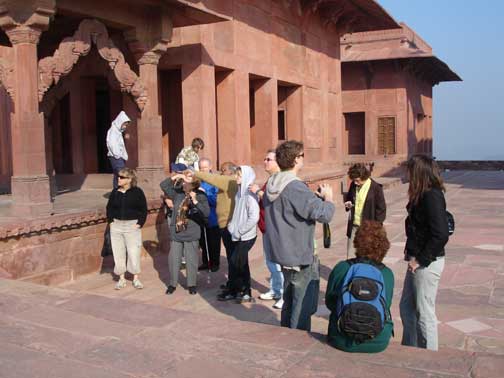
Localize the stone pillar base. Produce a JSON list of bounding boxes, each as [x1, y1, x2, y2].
[[11, 175, 53, 216], [136, 166, 166, 200]]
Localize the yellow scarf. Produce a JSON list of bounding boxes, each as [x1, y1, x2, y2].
[[354, 179, 371, 226]]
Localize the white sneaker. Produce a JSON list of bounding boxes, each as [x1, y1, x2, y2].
[[259, 291, 281, 301], [132, 279, 144, 289], [115, 278, 127, 290], [273, 298, 284, 309]]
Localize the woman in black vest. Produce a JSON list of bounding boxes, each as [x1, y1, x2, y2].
[[400, 155, 449, 351]]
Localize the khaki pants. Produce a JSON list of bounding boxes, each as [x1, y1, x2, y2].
[[110, 219, 142, 275], [346, 225, 359, 258]]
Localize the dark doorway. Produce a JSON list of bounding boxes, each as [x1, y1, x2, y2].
[[278, 110, 286, 141], [51, 93, 73, 174], [160, 69, 184, 170], [95, 79, 112, 173], [344, 112, 365, 155]]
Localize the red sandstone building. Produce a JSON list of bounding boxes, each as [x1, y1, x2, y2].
[[0, 1, 460, 283]]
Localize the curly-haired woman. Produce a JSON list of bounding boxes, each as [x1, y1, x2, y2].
[[325, 220, 394, 353]]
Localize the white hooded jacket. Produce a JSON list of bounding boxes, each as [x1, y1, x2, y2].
[[106, 111, 131, 160], [227, 166, 260, 241]]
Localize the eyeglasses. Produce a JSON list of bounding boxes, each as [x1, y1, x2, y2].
[[118, 175, 130, 179], [264, 158, 275, 162], [297, 153, 305, 158]]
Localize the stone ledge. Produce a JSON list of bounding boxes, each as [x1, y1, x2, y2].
[[438, 160, 504, 171], [0, 199, 162, 240]]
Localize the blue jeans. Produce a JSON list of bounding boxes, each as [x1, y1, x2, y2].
[[281, 255, 320, 331], [400, 257, 445, 351], [109, 157, 126, 189], [263, 238, 284, 296]]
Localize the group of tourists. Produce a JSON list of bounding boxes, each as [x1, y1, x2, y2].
[[105, 111, 450, 353]]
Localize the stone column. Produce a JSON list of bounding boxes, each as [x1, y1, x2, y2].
[[250, 78, 278, 165], [136, 52, 165, 199], [7, 26, 52, 216], [181, 63, 218, 165]]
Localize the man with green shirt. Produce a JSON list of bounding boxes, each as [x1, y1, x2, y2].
[[344, 164, 386, 257]]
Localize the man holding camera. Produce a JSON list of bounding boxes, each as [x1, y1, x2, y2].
[[263, 140, 335, 331]]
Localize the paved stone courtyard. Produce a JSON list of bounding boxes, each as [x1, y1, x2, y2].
[[1, 171, 503, 377]]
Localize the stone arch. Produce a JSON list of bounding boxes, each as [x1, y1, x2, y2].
[[38, 19, 146, 110]]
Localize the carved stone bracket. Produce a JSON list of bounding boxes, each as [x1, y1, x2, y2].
[[38, 19, 147, 110], [0, 57, 14, 98]]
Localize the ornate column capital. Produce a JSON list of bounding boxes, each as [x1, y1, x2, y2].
[[5, 25, 41, 45], [138, 51, 161, 66]]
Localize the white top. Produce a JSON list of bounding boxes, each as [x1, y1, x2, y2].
[[106, 111, 131, 161]]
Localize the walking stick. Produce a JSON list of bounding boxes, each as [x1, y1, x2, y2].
[[203, 227, 211, 272]]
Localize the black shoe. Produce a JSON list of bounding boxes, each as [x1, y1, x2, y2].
[[235, 292, 255, 304], [188, 286, 197, 295], [198, 264, 209, 271], [217, 291, 236, 301], [210, 266, 220, 272], [219, 283, 229, 290], [165, 286, 176, 295]]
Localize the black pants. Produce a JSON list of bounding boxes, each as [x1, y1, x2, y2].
[[228, 237, 256, 295], [200, 226, 221, 268]]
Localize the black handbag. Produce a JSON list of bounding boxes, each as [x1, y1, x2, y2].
[[446, 211, 455, 235]]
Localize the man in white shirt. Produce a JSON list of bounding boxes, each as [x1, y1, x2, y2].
[[106, 111, 131, 189]]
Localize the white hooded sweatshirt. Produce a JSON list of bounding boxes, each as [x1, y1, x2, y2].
[[227, 166, 260, 242], [106, 111, 131, 160]]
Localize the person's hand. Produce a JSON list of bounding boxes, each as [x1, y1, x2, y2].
[[171, 173, 184, 181], [408, 257, 420, 273], [249, 184, 260, 195], [344, 201, 353, 209], [164, 198, 174, 208], [189, 191, 198, 204], [318, 183, 333, 202]]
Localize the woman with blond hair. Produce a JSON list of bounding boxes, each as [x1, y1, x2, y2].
[[400, 154, 449, 351], [106, 168, 148, 290]]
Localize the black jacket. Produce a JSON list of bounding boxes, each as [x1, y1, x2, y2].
[[405, 188, 449, 267], [344, 179, 386, 238], [106, 186, 148, 227]]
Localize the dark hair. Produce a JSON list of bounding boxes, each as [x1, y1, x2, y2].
[[353, 220, 390, 263], [347, 163, 371, 180], [191, 138, 204, 150], [407, 154, 445, 206], [276, 140, 303, 170]]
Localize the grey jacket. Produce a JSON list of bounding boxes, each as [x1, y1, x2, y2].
[[263, 171, 335, 266], [160, 178, 210, 242], [227, 166, 259, 241]]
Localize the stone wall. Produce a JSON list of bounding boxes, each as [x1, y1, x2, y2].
[[0, 204, 169, 285], [437, 161, 504, 171]]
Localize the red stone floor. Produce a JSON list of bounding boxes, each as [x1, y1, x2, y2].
[[1, 171, 503, 377]]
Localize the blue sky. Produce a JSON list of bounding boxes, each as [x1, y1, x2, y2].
[[378, 0, 503, 160]]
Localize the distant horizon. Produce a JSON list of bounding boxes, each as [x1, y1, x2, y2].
[[378, 0, 503, 161]]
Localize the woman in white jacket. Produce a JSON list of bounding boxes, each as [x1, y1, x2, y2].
[[106, 111, 131, 189], [218, 166, 259, 303]]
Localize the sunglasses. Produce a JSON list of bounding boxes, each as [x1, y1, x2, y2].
[[297, 153, 305, 158], [264, 158, 275, 162], [118, 175, 130, 179]]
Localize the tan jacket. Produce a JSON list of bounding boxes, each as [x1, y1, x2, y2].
[[195, 171, 238, 229]]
